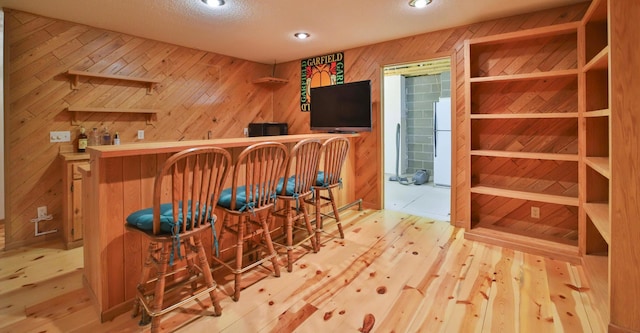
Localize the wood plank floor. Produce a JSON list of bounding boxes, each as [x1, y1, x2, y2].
[[0, 209, 606, 332]]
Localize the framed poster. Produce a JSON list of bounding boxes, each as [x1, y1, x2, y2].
[[300, 52, 344, 112]]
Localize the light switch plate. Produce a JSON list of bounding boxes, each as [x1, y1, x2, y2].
[[137, 130, 144, 140], [50, 131, 71, 142]]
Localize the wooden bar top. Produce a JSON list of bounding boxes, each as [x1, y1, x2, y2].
[[87, 133, 358, 158]]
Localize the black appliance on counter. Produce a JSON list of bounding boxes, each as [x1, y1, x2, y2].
[[248, 122, 288, 137]]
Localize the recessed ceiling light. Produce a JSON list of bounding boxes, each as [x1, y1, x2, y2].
[[409, 0, 432, 8], [202, 0, 225, 7], [294, 32, 310, 40]]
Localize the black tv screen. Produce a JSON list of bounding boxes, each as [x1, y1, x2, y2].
[[310, 80, 372, 132]]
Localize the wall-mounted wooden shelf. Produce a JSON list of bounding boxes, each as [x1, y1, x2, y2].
[[67, 70, 160, 94], [252, 77, 288, 85], [66, 107, 159, 125]]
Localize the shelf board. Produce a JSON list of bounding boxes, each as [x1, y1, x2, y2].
[[66, 107, 159, 114], [465, 226, 580, 264], [67, 70, 160, 94], [582, 0, 608, 24], [585, 156, 610, 179], [252, 77, 288, 84], [584, 46, 609, 72], [470, 112, 578, 119], [584, 108, 610, 117], [469, 69, 579, 83], [584, 202, 611, 244], [470, 150, 578, 161], [66, 107, 160, 125], [470, 185, 579, 206], [467, 21, 579, 46]]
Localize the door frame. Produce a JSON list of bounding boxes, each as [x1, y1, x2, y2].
[[379, 51, 457, 225]]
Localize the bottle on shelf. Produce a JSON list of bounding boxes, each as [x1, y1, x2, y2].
[[113, 131, 120, 145], [89, 127, 100, 146], [77, 127, 88, 153], [101, 126, 111, 145]]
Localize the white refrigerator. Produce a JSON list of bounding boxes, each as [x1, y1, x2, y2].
[[433, 97, 451, 187]]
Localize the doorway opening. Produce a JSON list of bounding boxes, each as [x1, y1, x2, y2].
[[382, 57, 452, 221]]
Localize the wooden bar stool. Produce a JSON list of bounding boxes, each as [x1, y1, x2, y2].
[[306, 137, 350, 247], [271, 139, 322, 272], [125, 147, 231, 333], [212, 142, 288, 301]]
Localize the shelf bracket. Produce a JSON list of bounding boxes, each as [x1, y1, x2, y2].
[[70, 74, 80, 90], [70, 110, 78, 126], [147, 83, 156, 95]]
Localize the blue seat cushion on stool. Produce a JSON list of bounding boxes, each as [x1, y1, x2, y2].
[[316, 171, 342, 188], [276, 176, 298, 196], [126, 201, 214, 234], [218, 183, 282, 211], [315, 171, 326, 186]]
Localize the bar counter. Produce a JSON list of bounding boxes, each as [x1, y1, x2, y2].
[[81, 133, 358, 321]]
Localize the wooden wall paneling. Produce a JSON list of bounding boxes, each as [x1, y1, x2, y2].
[[471, 156, 578, 196], [122, 155, 142, 303], [470, 118, 578, 153], [470, 77, 578, 115], [449, 51, 458, 227], [610, 0, 640, 330], [471, 194, 578, 244], [584, 68, 609, 111], [3, 10, 274, 248], [102, 157, 124, 309], [82, 156, 100, 307], [468, 33, 577, 78], [456, 44, 469, 228]]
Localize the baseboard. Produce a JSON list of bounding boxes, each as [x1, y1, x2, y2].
[[609, 323, 640, 333]]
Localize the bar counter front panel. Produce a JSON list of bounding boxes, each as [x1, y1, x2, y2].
[[81, 134, 358, 320]]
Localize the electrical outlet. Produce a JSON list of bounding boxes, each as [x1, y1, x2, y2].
[[37, 206, 48, 219], [531, 206, 540, 219], [50, 131, 71, 142], [243, 128, 249, 137], [137, 130, 144, 140]]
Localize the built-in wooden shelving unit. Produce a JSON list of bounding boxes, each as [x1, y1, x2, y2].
[[464, 21, 581, 259], [579, 0, 610, 325]]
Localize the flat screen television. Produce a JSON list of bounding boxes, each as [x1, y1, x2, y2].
[[310, 80, 372, 132]]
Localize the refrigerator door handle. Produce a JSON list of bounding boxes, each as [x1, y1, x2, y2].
[[433, 101, 437, 157]]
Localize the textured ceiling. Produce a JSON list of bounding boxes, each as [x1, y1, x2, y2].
[[0, 0, 585, 64]]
